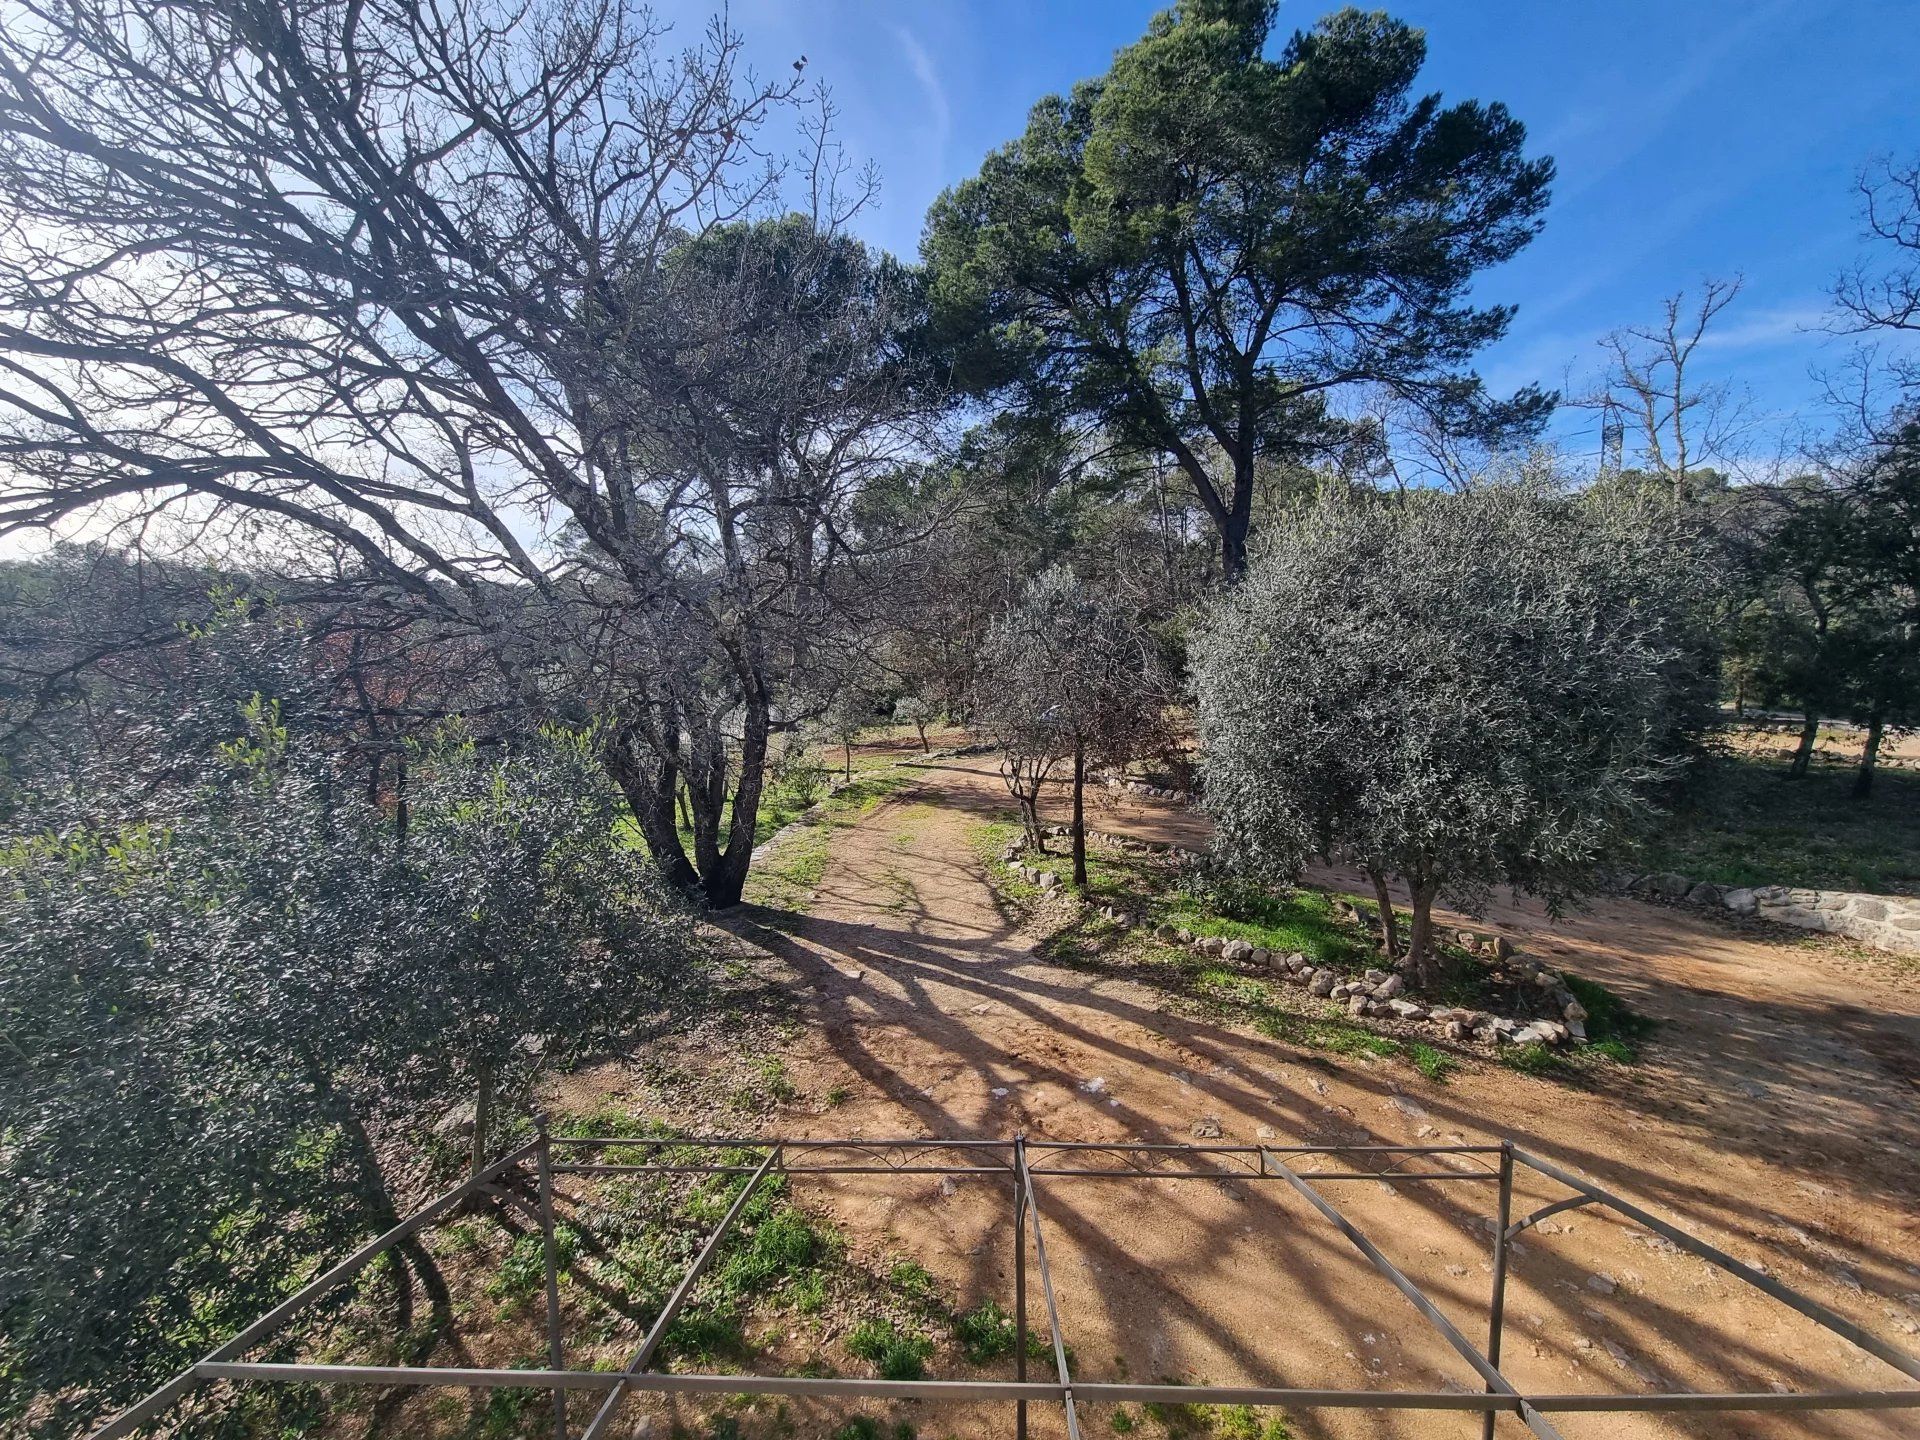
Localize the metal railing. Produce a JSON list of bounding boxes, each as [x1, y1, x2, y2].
[[85, 1131, 1920, 1440]]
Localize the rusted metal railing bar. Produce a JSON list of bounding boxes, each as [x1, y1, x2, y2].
[[1505, 1193, 1595, 1241], [545, 1135, 1015, 1149], [1026, 1140, 1502, 1155], [194, 1362, 1061, 1399], [551, 1163, 1012, 1178], [1512, 1148, 1920, 1386], [1260, 1148, 1566, 1440], [184, 1365, 1920, 1414], [534, 1118, 568, 1440], [1017, 1138, 1082, 1440], [576, 1146, 783, 1440], [85, 1141, 542, 1440], [1025, 1168, 1496, 1182]]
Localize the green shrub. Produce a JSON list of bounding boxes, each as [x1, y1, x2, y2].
[[954, 1299, 1017, 1364], [1500, 1042, 1564, 1078], [888, 1259, 938, 1305], [486, 1226, 578, 1301], [847, 1318, 934, 1380]]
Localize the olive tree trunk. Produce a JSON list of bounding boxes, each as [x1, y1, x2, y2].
[[1854, 712, 1886, 798], [1365, 868, 1402, 961], [1070, 737, 1089, 892], [1787, 712, 1820, 778], [1404, 877, 1443, 992]]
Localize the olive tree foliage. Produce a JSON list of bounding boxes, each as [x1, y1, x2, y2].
[[810, 675, 879, 782], [0, 0, 939, 908], [1192, 484, 1715, 988], [0, 618, 694, 1429], [893, 694, 935, 751], [974, 569, 1172, 889], [923, 0, 1554, 580]]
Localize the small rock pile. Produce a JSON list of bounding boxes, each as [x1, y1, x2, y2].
[[1104, 774, 1184, 801], [1624, 870, 1920, 957], [998, 843, 1592, 1054], [1143, 923, 1586, 1049]]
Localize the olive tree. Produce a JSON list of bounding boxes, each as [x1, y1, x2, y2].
[[0, 706, 694, 1430], [975, 569, 1171, 889], [1192, 483, 1714, 987], [893, 694, 935, 751], [813, 679, 879, 783]]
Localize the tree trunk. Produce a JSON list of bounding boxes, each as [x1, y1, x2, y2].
[[1070, 738, 1089, 892], [703, 689, 773, 908], [1405, 879, 1441, 992], [603, 733, 700, 894], [470, 1060, 493, 1176], [1220, 508, 1250, 583], [916, 722, 929, 752], [1787, 712, 1819, 779], [1218, 452, 1256, 584], [1853, 711, 1886, 799], [843, 741, 853, 782], [394, 755, 409, 845], [1365, 868, 1401, 962]]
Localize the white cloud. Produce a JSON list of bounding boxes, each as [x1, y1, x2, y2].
[[1695, 303, 1832, 352], [890, 23, 951, 164]]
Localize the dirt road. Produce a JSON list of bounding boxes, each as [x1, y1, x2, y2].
[[726, 746, 1920, 1439]]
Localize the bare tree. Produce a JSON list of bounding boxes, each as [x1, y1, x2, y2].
[[1835, 158, 1920, 348], [1580, 278, 1748, 501], [974, 568, 1171, 891], [0, 0, 937, 903]]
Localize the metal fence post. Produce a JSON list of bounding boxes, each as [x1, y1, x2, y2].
[[1015, 1133, 1029, 1440], [536, 1113, 568, 1440], [1483, 1142, 1515, 1440]]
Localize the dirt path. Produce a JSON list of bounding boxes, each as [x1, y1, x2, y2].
[[729, 748, 1920, 1439]]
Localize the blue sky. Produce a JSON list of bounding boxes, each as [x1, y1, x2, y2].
[[676, 1, 1920, 461]]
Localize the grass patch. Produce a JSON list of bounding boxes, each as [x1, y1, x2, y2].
[[1644, 750, 1920, 894], [887, 1259, 939, 1307], [1564, 974, 1653, 1063], [978, 815, 1369, 978], [953, 1299, 1017, 1364], [1409, 1042, 1456, 1083], [744, 769, 913, 910], [1161, 886, 1367, 971], [1137, 1387, 1292, 1440], [847, 1317, 935, 1380], [485, 1226, 579, 1303], [728, 1055, 799, 1114], [1500, 1042, 1566, 1078], [747, 828, 831, 910]]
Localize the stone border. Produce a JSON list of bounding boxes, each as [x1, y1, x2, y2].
[[1001, 832, 1593, 1053], [1627, 871, 1920, 956]]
